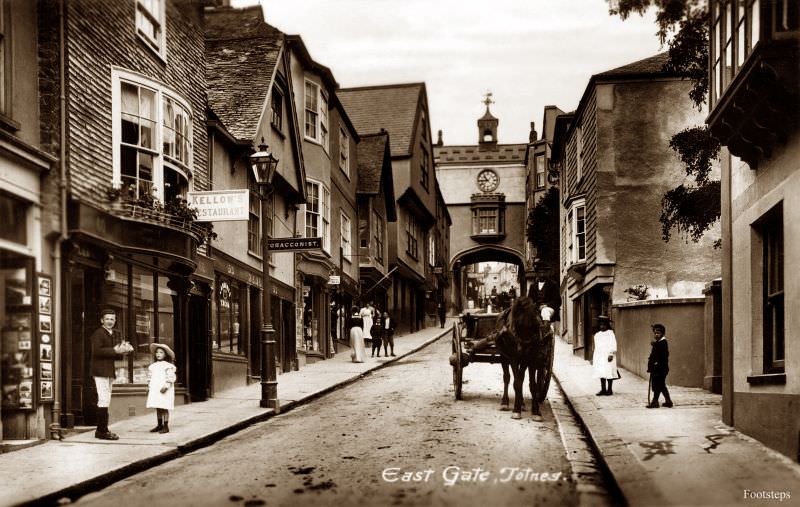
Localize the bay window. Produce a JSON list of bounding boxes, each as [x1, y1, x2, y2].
[[113, 70, 192, 202], [567, 200, 586, 264], [305, 179, 330, 253]]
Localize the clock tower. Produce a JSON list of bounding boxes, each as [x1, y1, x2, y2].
[[478, 91, 498, 146]]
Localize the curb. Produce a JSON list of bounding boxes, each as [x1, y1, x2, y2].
[[552, 371, 669, 507], [17, 326, 452, 507]]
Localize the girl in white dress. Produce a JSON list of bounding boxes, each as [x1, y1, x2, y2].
[[360, 304, 373, 340], [147, 343, 177, 433], [592, 316, 619, 396]]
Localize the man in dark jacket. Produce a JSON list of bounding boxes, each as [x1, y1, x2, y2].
[[646, 323, 673, 408], [90, 309, 129, 440]]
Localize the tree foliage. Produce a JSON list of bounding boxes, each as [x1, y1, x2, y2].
[[526, 186, 560, 272], [607, 0, 721, 244]]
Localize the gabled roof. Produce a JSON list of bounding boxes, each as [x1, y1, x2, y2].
[[338, 83, 425, 157], [595, 52, 672, 81], [357, 132, 397, 222], [205, 6, 282, 141]]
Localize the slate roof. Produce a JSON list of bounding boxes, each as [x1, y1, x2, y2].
[[433, 143, 527, 164], [337, 83, 424, 157], [356, 133, 389, 194], [595, 52, 671, 80], [205, 7, 283, 141]]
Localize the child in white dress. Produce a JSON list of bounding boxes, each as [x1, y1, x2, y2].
[[147, 343, 176, 434]]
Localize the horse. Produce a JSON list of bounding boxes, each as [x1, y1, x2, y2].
[[494, 296, 552, 421]]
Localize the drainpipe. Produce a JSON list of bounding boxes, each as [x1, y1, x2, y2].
[[49, 0, 67, 440]]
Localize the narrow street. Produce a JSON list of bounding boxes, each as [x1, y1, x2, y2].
[[74, 338, 611, 507]]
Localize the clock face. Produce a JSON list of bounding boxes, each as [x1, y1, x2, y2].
[[477, 169, 499, 192]]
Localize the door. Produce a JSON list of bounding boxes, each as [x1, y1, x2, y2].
[[70, 266, 104, 426], [188, 294, 210, 402]]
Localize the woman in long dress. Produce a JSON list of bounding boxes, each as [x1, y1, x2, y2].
[[592, 315, 619, 395], [349, 307, 366, 363], [360, 303, 373, 341]]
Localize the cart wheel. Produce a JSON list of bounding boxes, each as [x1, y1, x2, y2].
[[452, 326, 463, 400], [537, 336, 555, 402]]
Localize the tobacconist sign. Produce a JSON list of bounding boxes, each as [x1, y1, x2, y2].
[[267, 237, 322, 252], [187, 190, 249, 222]]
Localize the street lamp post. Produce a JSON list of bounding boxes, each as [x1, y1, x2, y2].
[[251, 139, 279, 410]]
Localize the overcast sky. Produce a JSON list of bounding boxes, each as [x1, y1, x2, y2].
[[233, 0, 663, 145]]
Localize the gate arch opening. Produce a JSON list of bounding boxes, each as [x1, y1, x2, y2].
[[449, 245, 527, 314]]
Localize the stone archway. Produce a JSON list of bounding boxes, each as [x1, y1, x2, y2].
[[449, 245, 526, 314]]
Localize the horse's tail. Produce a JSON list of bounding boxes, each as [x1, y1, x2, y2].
[[510, 297, 540, 345]]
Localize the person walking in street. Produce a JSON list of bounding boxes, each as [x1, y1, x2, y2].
[[592, 315, 618, 396], [146, 343, 176, 434], [360, 302, 373, 342], [349, 307, 366, 363], [371, 307, 383, 357], [647, 323, 673, 408], [437, 302, 446, 328], [90, 308, 132, 440], [382, 311, 395, 357]]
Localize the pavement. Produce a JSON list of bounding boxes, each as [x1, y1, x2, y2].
[[0, 324, 454, 507], [552, 336, 800, 507], [3, 323, 799, 507]]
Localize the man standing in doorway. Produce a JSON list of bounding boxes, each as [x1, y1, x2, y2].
[[90, 309, 131, 440]]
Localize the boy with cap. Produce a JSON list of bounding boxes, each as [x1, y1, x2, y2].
[[90, 308, 133, 440], [647, 323, 673, 408]]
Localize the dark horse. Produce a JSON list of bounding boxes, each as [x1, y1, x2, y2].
[[494, 296, 552, 420]]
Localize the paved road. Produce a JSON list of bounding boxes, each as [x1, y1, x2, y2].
[[75, 338, 598, 507]]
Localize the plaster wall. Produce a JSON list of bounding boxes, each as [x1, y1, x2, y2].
[[597, 80, 720, 302], [730, 133, 800, 395], [437, 164, 526, 203], [612, 299, 706, 387]]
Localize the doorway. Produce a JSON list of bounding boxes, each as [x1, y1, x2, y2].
[[68, 266, 104, 426], [188, 294, 210, 401]]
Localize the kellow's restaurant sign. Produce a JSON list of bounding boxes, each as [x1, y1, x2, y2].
[[187, 190, 249, 222]]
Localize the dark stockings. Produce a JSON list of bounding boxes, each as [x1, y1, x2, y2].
[[598, 378, 614, 395]]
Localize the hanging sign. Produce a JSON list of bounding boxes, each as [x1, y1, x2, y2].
[[267, 237, 322, 252]]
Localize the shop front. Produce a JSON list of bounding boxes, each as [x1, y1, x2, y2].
[[1, 158, 53, 443], [61, 202, 200, 427], [297, 254, 336, 365]]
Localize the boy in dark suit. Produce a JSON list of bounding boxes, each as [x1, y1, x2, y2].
[[647, 323, 673, 408]]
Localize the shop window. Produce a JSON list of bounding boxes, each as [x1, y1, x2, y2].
[[0, 253, 34, 410], [105, 262, 181, 384], [0, 193, 28, 245], [215, 277, 243, 355]]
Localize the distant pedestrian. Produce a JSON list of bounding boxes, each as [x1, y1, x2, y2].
[[147, 343, 176, 434], [371, 307, 383, 357], [592, 315, 618, 396], [647, 324, 673, 408], [382, 311, 395, 357], [90, 308, 132, 440], [437, 302, 446, 328], [360, 302, 373, 341], [349, 307, 366, 363]]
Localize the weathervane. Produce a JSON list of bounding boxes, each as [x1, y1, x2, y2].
[[483, 90, 494, 108]]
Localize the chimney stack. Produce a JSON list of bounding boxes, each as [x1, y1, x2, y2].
[[529, 122, 538, 143], [436, 129, 443, 146]]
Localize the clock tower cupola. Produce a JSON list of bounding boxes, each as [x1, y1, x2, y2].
[[478, 91, 498, 147]]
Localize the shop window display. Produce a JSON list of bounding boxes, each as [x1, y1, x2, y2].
[[215, 277, 243, 354], [1, 255, 35, 410]]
